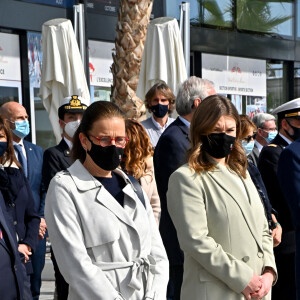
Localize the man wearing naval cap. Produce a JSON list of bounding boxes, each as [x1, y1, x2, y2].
[[42, 95, 87, 300], [276, 98, 300, 300], [258, 98, 300, 300]]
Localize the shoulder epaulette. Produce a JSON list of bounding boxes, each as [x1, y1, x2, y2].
[[268, 144, 278, 147]]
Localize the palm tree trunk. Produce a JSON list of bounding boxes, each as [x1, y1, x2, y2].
[[111, 0, 153, 119]]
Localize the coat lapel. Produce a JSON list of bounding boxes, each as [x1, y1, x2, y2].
[[208, 166, 263, 250], [68, 161, 138, 231]]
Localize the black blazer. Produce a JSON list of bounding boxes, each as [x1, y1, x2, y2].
[[154, 117, 190, 265], [42, 139, 73, 191], [0, 191, 25, 300], [258, 134, 294, 254], [1, 167, 40, 274]]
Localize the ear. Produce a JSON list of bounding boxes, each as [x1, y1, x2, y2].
[[59, 119, 65, 130], [193, 98, 201, 108], [79, 132, 89, 151]]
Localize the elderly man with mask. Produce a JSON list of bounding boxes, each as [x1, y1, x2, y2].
[[248, 113, 277, 166], [0, 101, 46, 300], [154, 76, 215, 300], [42, 95, 87, 300]]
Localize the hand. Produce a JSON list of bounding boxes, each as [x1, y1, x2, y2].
[[18, 244, 32, 263], [250, 272, 274, 299], [271, 224, 282, 247], [39, 217, 47, 239], [242, 273, 262, 300]]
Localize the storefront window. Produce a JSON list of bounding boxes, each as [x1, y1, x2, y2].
[[294, 62, 300, 98], [267, 62, 285, 113], [165, 0, 200, 21], [237, 1, 293, 37], [27, 31, 56, 149]]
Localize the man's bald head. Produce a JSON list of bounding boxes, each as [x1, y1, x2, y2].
[[0, 102, 29, 142]]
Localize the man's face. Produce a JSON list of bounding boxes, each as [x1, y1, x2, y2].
[[150, 92, 169, 108], [283, 118, 300, 139], [9, 105, 28, 129], [258, 120, 277, 139]]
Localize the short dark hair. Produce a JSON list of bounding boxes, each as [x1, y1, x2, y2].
[[72, 101, 126, 163], [144, 81, 175, 114]]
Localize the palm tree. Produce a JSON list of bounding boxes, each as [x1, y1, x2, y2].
[[111, 0, 153, 119]]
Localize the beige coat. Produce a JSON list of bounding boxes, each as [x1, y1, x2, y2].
[[167, 163, 276, 300], [140, 157, 161, 225], [45, 160, 169, 300]]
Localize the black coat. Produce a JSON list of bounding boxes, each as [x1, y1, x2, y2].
[[258, 134, 294, 254], [0, 166, 40, 274], [154, 117, 190, 265], [42, 139, 73, 191], [0, 190, 25, 300]]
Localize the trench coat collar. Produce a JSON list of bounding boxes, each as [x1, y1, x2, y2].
[[67, 160, 140, 230], [207, 162, 263, 251]]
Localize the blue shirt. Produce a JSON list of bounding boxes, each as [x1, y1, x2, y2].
[[141, 116, 175, 147]]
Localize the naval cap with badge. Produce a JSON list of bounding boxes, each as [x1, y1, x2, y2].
[[272, 98, 300, 120], [58, 95, 88, 120]]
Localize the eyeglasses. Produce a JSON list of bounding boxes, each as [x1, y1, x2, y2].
[[243, 135, 255, 143], [89, 135, 128, 148], [262, 127, 277, 132]]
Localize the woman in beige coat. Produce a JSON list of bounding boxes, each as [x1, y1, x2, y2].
[[122, 119, 161, 224], [45, 101, 168, 300], [167, 95, 276, 300]]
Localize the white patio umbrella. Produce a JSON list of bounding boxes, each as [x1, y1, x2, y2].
[[136, 17, 187, 99], [40, 18, 90, 143]]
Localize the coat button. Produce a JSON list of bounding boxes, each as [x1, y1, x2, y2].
[[14, 265, 17, 271], [257, 252, 264, 258], [13, 221, 17, 225], [11, 203, 15, 207], [242, 256, 250, 262]]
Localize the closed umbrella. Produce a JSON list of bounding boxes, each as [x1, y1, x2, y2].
[[40, 18, 90, 143], [136, 17, 187, 99]]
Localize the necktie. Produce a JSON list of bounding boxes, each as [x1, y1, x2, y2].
[[14, 144, 28, 177]]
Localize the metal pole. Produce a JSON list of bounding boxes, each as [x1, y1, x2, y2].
[[180, 2, 190, 77], [73, 4, 79, 41]]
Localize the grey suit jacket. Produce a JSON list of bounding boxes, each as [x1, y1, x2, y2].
[[167, 163, 276, 300], [45, 160, 168, 300]]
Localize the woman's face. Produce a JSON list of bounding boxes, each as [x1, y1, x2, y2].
[[0, 129, 7, 142], [212, 115, 237, 137], [81, 117, 126, 150], [242, 128, 254, 142]]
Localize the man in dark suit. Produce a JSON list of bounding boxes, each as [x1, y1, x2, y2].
[[154, 76, 215, 300], [278, 133, 300, 300], [42, 95, 87, 300], [0, 182, 25, 300], [258, 98, 300, 300], [0, 101, 46, 300]]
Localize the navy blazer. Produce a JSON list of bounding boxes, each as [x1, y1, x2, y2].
[[277, 138, 300, 299], [1, 167, 40, 251], [154, 117, 190, 265], [24, 140, 46, 218], [0, 191, 25, 300], [42, 139, 73, 191]]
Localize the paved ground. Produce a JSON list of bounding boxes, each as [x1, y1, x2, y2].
[[40, 253, 55, 300]]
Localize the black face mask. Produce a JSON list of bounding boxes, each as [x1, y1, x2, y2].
[[0, 142, 7, 158], [285, 119, 300, 141], [87, 140, 124, 171], [150, 103, 169, 118], [201, 132, 236, 159]]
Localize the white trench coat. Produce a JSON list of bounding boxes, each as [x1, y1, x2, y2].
[[45, 160, 169, 300]]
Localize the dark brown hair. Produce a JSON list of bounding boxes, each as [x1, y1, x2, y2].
[[72, 101, 126, 163], [188, 95, 247, 178], [145, 81, 175, 114], [0, 117, 21, 168], [122, 119, 153, 180]]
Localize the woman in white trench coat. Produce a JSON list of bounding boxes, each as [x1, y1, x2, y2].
[[45, 101, 169, 300]]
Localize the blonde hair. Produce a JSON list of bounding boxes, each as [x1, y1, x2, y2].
[[188, 95, 247, 178], [123, 119, 154, 180]]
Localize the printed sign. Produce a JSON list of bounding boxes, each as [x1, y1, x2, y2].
[[202, 54, 266, 97], [87, 0, 119, 15], [19, 0, 74, 8], [89, 40, 114, 87], [0, 33, 21, 82]]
